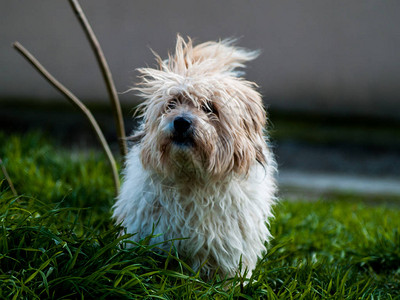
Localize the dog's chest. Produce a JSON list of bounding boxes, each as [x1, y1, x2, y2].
[[152, 184, 248, 239]]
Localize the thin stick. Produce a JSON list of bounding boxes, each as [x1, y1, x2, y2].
[[68, 0, 127, 160], [13, 42, 120, 196], [0, 158, 18, 196]]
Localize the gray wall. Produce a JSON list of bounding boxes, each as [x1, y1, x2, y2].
[[1, 1, 400, 116]]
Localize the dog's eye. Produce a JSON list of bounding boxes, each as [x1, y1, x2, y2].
[[166, 101, 176, 110], [201, 102, 216, 114]]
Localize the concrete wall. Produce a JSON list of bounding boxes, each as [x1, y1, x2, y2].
[[1, 1, 400, 116]]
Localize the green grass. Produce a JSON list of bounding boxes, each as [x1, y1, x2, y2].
[[1, 131, 399, 299]]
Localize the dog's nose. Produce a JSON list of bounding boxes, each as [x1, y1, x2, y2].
[[174, 116, 192, 134]]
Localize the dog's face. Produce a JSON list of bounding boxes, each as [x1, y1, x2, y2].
[[134, 36, 267, 182]]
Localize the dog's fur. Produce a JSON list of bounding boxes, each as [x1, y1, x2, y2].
[[113, 36, 277, 279]]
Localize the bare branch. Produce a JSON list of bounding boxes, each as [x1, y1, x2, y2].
[[0, 158, 17, 196], [68, 0, 127, 159], [13, 42, 120, 196]]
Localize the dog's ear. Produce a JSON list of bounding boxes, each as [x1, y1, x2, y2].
[[241, 87, 267, 167], [229, 82, 267, 174]]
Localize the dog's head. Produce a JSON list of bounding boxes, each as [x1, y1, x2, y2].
[[133, 35, 267, 182]]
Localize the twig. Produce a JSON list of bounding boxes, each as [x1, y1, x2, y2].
[[0, 158, 18, 196], [13, 42, 120, 196], [68, 0, 127, 160]]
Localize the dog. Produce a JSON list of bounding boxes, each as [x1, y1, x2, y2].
[[113, 35, 277, 279]]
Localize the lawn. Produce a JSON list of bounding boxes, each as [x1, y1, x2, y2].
[[0, 131, 399, 299]]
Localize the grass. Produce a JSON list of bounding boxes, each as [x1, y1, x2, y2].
[[0, 131, 399, 299]]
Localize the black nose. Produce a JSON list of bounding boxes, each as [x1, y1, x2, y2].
[[174, 116, 192, 134]]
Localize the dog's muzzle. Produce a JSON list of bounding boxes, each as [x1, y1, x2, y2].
[[172, 116, 194, 146]]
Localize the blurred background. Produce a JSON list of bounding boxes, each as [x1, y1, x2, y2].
[[1, 0, 400, 200]]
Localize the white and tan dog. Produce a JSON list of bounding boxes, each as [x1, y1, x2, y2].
[[113, 35, 277, 279]]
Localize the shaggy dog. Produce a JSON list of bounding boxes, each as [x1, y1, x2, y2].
[[113, 35, 277, 279]]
